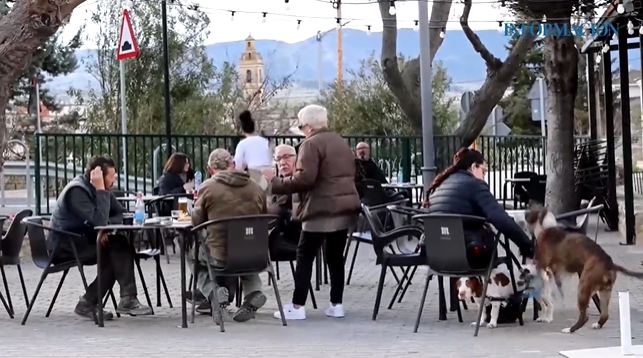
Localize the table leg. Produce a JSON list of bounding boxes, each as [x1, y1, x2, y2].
[[96, 235, 104, 327], [179, 231, 188, 328]]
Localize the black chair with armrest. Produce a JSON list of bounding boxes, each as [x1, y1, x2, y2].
[[20, 216, 119, 325], [0, 209, 33, 313], [386, 205, 469, 312], [344, 198, 409, 285], [147, 193, 193, 263], [360, 204, 427, 320], [511, 171, 538, 209], [356, 179, 389, 206], [190, 214, 287, 332], [526, 175, 547, 205], [412, 213, 525, 336]]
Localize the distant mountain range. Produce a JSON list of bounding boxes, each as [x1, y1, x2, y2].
[[49, 28, 643, 96]]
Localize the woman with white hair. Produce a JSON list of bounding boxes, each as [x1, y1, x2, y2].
[[264, 104, 360, 320]]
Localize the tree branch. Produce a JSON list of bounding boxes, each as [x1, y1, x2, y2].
[[460, 0, 503, 71]]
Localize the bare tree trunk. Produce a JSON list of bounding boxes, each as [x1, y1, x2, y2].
[[378, 0, 536, 165], [378, 0, 451, 132], [0, 0, 86, 170], [542, 20, 578, 214]]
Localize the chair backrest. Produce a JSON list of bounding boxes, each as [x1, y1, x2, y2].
[[152, 186, 160, 195], [1, 209, 33, 259], [527, 175, 547, 205], [201, 215, 277, 272], [360, 204, 385, 238], [356, 179, 388, 206], [416, 213, 486, 274], [512, 171, 538, 202], [23, 216, 51, 269]]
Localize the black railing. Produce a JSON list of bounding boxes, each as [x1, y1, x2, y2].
[[33, 133, 589, 214]]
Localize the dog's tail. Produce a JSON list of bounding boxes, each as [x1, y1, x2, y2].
[[613, 264, 643, 279]]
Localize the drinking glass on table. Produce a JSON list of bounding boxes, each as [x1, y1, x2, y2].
[[177, 197, 189, 215], [171, 210, 182, 220]]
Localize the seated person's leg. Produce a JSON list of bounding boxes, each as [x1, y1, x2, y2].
[[106, 234, 152, 315], [233, 274, 266, 323], [74, 244, 116, 321], [195, 245, 231, 316]]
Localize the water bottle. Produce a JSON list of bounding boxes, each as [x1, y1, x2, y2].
[[397, 170, 403, 184], [134, 192, 145, 225], [194, 170, 202, 191]]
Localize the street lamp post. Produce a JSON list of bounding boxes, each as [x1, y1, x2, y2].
[[418, 0, 437, 187], [161, 0, 172, 156]]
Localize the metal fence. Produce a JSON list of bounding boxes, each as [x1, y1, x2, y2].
[[33, 133, 589, 214]]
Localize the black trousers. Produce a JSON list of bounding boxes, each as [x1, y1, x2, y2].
[[292, 230, 348, 306], [82, 235, 137, 304]]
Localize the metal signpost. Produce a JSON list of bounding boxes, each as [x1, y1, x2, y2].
[[116, 8, 139, 184]]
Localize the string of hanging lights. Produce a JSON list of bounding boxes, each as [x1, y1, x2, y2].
[[593, 0, 641, 64]]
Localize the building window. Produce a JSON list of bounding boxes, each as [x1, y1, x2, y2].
[[246, 69, 252, 83], [247, 53, 251, 60], [247, 41, 251, 48]]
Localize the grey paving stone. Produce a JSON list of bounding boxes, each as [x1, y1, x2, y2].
[[0, 217, 642, 357]]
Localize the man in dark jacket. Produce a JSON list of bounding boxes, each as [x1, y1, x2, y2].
[[49, 156, 152, 320], [268, 145, 301, 250], [354, 142, 389, 184]]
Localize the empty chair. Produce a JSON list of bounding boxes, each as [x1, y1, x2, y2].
[[413, 213, 524, 336], [511, 171, 538, 208], [0, 209, 33, 313], [360, 204, 426, 320], [356, 179, 389, 206], [526, 175, 547, 205], [190, 214, 287, 332]]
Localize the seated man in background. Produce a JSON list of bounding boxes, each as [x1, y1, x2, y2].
[[190, 148, 268, 323], [49, 156, 152, 321], [269, 145, 301, 252], [354, 142, 407, 202]]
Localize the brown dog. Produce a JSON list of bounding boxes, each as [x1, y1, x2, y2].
[[525, 206, 643, 333]]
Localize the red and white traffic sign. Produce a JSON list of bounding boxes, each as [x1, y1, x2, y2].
[[116, 9, 139, 60]]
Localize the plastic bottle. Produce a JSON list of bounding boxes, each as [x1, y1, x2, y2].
[[134, 192, 145, 225], [194, 170, 202, 191]]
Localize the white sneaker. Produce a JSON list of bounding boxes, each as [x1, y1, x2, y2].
[[274, 303, 306, 320], [325, 304, 345, 318]]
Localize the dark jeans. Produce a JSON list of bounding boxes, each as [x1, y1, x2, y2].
[[292, 230, 348, 306], [56, 234, 138, 304]]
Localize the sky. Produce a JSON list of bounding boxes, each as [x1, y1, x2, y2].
[[62, 0, 514, 48]]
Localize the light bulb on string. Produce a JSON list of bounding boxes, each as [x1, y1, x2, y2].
[[596, 54, 602, 64], [297, 20, 301, 30], [617, 3, 625, 13], [628, 19, 634, 35], [602, 44, 609, 53], [639, 25, 643, 35], [414, 20, 419, 31], [389, 1, 396, 15], [262, 12, 267, 23], [440, 29, 445, 38], [285, 0, 290, 11], [336, 18, 341, 29], [230, 11, 235, 21], [367, 25, 371, 35]]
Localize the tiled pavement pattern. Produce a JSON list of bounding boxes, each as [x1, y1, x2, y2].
[[2, 218, 643, 357]]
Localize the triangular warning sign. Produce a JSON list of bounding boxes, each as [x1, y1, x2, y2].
[[116, 9, 139, 60]]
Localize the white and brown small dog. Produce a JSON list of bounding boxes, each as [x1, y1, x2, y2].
[[455, 264, 523, 329], [518, 263, 556, 323]]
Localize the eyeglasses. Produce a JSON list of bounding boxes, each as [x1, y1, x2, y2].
[[297, 124, 307, 130], [274, 154, 295, 162]]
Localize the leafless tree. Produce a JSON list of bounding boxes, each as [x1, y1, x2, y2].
[[378, 0, 536, 149]]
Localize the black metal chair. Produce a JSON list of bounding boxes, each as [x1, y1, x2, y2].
[[412, 213, 525, 336], [345, 198, 409, 285], [21, 216, 118, 325], [360, 204, 426, 320], [526, 175, 547, 205], [0, 209, 33, 313], [512, 171, 538, 208], [556, 197, 602, 240], [356, 179, 389, 205], [190, 214, 287, 332], [268, 226, 318, 309]]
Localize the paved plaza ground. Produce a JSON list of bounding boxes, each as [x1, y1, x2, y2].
[[2, 218, 643, 357]]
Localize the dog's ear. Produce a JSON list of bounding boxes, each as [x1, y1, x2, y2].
[[538, 207, 557, 228]]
